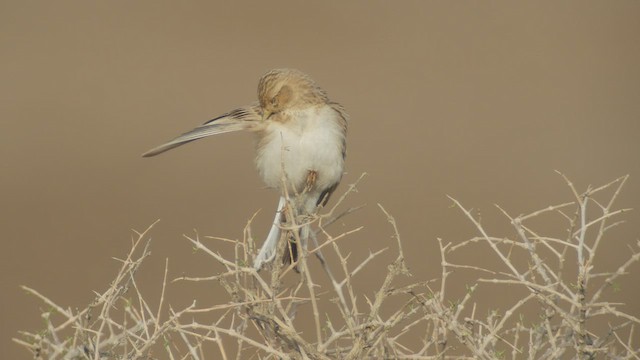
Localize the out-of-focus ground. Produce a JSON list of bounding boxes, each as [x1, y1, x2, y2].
[[2, 2, 639, 358]]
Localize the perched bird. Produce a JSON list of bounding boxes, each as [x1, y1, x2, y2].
[[143, 69, 348, 270]]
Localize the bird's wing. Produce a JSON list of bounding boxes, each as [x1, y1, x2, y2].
[[142, 104, 262, 157], [329, 101, 349, 160]]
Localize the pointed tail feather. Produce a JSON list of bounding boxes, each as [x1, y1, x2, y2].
[[254, 196, 286, 270], [282, 224, 311, 272]]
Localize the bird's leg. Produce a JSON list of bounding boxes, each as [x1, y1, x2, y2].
[[283, 170, 319, 270], [280, 204, 297, 266], [304, 170, 318, 193], [281, 170, 319, 270]]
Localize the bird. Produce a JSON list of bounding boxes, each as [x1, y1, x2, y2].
[[143, 69, 348, 270]]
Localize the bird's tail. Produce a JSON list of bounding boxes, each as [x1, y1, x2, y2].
[[281, 236, 298, 267], [253, 196, 310, 271], [281, 223, 310, 271], [253, 196, 285, 270]]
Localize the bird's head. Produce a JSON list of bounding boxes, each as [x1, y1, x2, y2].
[[258, 69, 327, 121]]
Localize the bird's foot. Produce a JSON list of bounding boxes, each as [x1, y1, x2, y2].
[[305, 170, 318, 192]]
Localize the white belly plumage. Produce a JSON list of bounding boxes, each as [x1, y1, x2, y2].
[[255, 106, 345, 195]]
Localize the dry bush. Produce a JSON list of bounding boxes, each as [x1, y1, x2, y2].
[[15, 173, 640, 359]]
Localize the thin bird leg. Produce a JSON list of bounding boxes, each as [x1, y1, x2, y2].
[[301, 170, 319, 253], [285, 170, 318, 269], [304, 170, 318, 193]]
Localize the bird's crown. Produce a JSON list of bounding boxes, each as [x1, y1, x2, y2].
[[257, 69, 328, 116]]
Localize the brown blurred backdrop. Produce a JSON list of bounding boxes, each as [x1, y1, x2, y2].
[[2, 1, 639, 358]]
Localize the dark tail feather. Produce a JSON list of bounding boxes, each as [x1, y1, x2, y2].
[[282, 184, 338, 270], [282, 234, 299, 272]]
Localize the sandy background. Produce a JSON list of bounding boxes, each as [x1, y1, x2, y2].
[[2, 1, 639, 357]]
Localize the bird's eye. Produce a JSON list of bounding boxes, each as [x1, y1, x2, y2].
[[270, 98, 278, 106]]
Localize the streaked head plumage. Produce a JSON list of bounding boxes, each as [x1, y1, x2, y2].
[[258, 69, 328, 119]]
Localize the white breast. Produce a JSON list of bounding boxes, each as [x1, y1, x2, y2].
[[255, 105, 345, 194]]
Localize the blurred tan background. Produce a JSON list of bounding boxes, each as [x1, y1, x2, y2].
[[2, 1, 639, 357]]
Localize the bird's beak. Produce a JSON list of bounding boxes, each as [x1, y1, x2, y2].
[[262, 109, 272, 121]]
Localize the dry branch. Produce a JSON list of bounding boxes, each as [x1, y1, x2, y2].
[[15, 174, 639, 359]]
